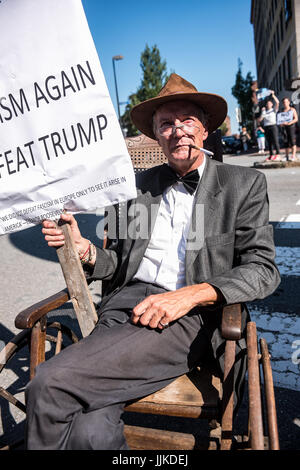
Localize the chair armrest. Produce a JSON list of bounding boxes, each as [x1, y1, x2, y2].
[[221, 303, 242, 341], [15, 289, 70, 330]]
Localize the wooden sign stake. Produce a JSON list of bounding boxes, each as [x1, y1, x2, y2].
[[55, 221, 98, 337]]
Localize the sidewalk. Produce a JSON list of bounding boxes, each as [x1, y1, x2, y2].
[[225, 148, 300, 169], [253, 150, 300, 169]]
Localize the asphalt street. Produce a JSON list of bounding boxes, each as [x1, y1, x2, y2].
[[0, 152, 299, 450]]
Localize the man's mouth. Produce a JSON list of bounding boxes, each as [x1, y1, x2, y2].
[[173, 143, 193, 149]]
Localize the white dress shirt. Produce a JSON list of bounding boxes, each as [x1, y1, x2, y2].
[[133, 157, 206, 291]]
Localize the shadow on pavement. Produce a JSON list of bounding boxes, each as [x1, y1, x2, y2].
[[8, 213, 104, 262]]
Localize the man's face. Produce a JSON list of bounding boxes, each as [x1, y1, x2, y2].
[[153, 100, 208, 173], [266, 100, 273, 110]]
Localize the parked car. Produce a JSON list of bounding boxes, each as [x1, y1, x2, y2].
[[221, 135, 242, 154]]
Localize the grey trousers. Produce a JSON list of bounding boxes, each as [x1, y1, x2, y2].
[[25, 281, 218, 450]]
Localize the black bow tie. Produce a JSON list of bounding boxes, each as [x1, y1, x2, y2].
[[160, 164, 200, 195]]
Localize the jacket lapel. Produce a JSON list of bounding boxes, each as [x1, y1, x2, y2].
[[123, 175, 163, 283], [185, 157, 222, 284], [122, 159, 223, 286]]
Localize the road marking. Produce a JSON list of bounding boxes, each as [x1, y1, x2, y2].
[[285, 214, 300, 222], [297, 199, 300, 206]]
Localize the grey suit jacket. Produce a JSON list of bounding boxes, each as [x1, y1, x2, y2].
[[86, 157, 280, 398], [89, 157, 280, 313]]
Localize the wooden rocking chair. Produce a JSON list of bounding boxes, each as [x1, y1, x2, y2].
[[0, 131, 279, 450]]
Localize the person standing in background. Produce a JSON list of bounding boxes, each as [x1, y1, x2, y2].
[[256, 124, 265, 154], [279, 97, 298, 161], [259, 91, 281, 161], [240, 126, 251, 153]]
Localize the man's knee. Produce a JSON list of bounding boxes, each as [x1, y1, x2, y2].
[[25, 360, 64, 404]]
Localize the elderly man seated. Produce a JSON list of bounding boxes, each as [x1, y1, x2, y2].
[[25, 73, 280, 450]]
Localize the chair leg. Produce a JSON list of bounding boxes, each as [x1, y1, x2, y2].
[[29, 317, 47, 380], [247, 322, 264, 449], [55, 329, 63, 355], [259, 338, 280, 450], [220, 339, 236, 450]]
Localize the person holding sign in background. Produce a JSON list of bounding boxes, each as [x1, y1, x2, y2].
[[25, 74, 280, 450], [277, 97, 298, 161]]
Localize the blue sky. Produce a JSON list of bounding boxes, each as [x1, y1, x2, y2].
[[81, 0, 256, 135]]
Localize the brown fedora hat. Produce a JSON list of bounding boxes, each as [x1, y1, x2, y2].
[[130, 73, 228, 140]]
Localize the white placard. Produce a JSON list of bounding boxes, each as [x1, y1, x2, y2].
[[256, 88, 272, 102], [277, 110, 294, 125], [0, 0, 136, 235]]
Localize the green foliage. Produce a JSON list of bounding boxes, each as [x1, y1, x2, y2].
[[219, 121, 228, 136], [121, 44, 169, 136], [232, 59, 254, 133]]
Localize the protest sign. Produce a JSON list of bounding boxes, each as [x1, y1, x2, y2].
[[256, 88, 272, 102], [0, 0, 137, 236], [277, 110, 294, 125]]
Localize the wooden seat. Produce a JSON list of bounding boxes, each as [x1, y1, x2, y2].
[[123, 367, 222, 450], [125, 367, 221, 417]]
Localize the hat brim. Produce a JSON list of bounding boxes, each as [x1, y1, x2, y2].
[[130, 92, 228, 140]]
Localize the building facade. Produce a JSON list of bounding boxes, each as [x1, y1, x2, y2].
[[251, 0, 300, 102]]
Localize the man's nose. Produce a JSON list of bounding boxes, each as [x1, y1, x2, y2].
[[172, 124, 185, 137]]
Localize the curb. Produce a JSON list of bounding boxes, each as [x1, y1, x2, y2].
[[253, 160, 300, 169]]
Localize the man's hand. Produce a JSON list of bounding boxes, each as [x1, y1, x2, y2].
[[42, 213, 89, 256], [131, 283, 223, 330]]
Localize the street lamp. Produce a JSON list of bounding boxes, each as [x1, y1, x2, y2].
[[112, 55, 123, 124]]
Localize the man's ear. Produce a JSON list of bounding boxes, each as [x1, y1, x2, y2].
[[202, 128, 209, 141]]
